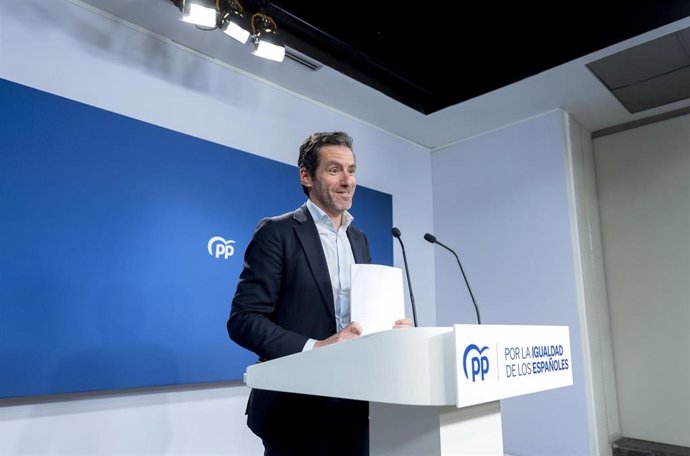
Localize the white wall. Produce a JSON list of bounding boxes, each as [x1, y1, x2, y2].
[[593, 114, 690, 447], [431, 111, 591, 456], [0, 385, 262, 455], [0, 0, 436, 454]]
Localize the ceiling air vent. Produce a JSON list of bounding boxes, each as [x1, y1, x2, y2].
[[587, 26, 690, 113], [284, 48, 322, 71]]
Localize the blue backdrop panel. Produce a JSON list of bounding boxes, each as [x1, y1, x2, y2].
[[0, 79, 393, 398]]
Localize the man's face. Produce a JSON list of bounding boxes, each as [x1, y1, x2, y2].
[[300, 145, 357, 220]]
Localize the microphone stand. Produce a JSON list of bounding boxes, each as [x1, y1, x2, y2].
[[425, 233, 481, 324], [392, 228, 418, 327]]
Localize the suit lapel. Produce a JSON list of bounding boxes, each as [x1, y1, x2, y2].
[[347, 227, 368, 264], [293, 205, 336, 322]]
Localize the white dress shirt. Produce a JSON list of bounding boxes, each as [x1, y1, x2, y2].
[[302, 199, 356, 351]]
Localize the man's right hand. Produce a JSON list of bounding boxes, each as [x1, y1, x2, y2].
[[313, 321, 363, 349]]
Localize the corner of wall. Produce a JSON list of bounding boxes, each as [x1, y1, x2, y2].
[[561, 112, 621, 456]]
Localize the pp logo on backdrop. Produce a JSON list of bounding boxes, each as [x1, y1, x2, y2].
[[208, 236, 235, 259], [462, 344, 490, 382]]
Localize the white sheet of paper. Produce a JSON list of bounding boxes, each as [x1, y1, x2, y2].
[[350, 264, 405, 335]]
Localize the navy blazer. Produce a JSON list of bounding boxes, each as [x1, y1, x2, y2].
[[227, 204, 372, 446], [228, 204, 372, 361]]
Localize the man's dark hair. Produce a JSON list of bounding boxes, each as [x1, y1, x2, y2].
[[297, 131, 354, 196]]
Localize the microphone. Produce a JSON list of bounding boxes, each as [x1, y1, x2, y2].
[[424, 233, 481, 324], [392, 227, 418, 327]]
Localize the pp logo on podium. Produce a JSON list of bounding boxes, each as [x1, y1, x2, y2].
[[462, 344, 490, 382], [208, 236, 236, 259]]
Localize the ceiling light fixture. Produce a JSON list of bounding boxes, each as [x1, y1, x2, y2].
[[170, 0, 286, 64], [180, 0, 217, 28], [251, 13, 285, 62], [219, 0, 251, 44]]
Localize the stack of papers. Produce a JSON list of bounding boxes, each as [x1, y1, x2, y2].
[[350, 264, 406, 335]]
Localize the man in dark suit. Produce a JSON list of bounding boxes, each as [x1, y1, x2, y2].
[[228, 131, 410, 456]]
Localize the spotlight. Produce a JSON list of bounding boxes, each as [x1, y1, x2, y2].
[[169, 1, 288, 64], [219, 0, 251, 44], [181, 0, 217, 28], [251, 13, 285, 62]]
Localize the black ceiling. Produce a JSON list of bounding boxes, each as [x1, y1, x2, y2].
[[255, 2, 690, 114]]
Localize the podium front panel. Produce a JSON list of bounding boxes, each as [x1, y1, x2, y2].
[[454, 324, 573, 407]]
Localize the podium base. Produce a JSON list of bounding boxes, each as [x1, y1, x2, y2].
[[370, 400, 503, 455]]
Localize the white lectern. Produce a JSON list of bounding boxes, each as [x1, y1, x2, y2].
[[244, 325, 573, 455]]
